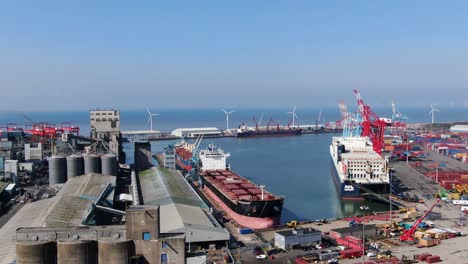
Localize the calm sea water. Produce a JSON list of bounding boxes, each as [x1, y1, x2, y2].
[[1, 107, 466, 221]]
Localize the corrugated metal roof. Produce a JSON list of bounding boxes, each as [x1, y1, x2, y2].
[[140, 167, 229, 242], [43, 173, 116, 227], [450, 125, 468, 132]]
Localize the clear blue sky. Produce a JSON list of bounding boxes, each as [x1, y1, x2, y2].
[[1, 1, 467, 111]]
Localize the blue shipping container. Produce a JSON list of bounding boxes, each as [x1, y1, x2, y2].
[[239, 228, 253, 235]]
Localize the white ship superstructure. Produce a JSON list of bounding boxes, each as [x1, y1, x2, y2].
[[330, 136, 390, 198], [198, 144, 230, 171]]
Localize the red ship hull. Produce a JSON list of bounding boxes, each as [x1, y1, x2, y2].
[[203, 186, 280, 229]]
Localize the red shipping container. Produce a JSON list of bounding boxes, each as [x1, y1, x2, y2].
[[345, 235, 363, 244], [426, 255, 441, 263], [339, 248, 362, 258], [336, 237, 350, 247], [418, 254, 432, 261], [294, 258, 309, 264], [329, 231, 341, 239]]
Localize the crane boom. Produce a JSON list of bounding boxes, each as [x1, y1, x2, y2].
[[400, 199, 441, 241]]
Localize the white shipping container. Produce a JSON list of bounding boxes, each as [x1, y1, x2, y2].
[[453, 200, 468, 205]]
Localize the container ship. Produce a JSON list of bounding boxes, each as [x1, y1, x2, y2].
[[236, 125, 302, 138], [174, 140, 196, 171], [330, 136, 390, 199], [197, 144, 284, 229]]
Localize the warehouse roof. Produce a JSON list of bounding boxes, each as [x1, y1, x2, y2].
[[171, 127, 222, 137], [450, 124, 468, 133], [172, 127, 220, 132], [139, 167, 229, 242], [331, 224, 376, 234], [276, 227, 321, 237], [43, 173, 116, 227]]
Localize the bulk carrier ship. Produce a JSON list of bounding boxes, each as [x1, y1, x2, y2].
[[330, 136, 390, 199], [197, 144, 284, 229]]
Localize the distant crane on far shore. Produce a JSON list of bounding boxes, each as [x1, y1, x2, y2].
[[222, 109, 235, 131], [429, 104, 439, 124]]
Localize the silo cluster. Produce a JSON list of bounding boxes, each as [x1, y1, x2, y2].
[[16, 239, 132, 264], [49, 153, 119, 185]]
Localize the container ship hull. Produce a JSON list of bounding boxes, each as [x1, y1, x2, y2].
[[199, 170, 283, 229], [237, 129, 302, 138], [330, 157, 360, 198]]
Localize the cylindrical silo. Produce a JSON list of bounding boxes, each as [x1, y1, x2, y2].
[[16, 241, 57, 264], [98, 240, 130, 264], [83, 154, 101, 174], [101, 153, 118, 176], [57, 240, 97, 264], [66, 154, 84, 178], [49, 155, 67, 185]]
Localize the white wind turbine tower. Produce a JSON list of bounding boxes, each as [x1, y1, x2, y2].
[[287, 106, 298, 127], [429, 104, 439, 124], [146, 108, 160, 131], [222, 109, 235, 131]]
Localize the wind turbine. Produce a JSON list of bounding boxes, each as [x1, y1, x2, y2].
[[287, 106, 298, 127], [316, 109, 322, 130], [146, 108, 160, 131], [222, 109, 235, 131], [429, 104, 439, 124]]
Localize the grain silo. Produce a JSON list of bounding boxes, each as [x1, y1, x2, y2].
[[98, 240, 131, 264], [49, 155, 67, 185], [66, 154, 84, 178], [101, 153, 118, 176], [16, 241, 56, 264], [83, 153, 101, 174], [57, 240, 97, 264]]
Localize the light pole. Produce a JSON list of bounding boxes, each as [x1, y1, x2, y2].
[[360, 205, 369, 263], [406, 142, 409, 165], [389, 167, 393, 226]]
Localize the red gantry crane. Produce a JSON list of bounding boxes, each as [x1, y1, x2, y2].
[[399, 199, 441, 241], [353, 90, 386, 155]]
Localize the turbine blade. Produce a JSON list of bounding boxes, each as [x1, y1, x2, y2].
[[146, 108, 151, 115], [293, 106, 296, 113]]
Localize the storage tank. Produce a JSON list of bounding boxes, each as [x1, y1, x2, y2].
[[49, 155, 67, 185], [101, 153, 118, 176], [57, 240, 97, 264], [16, 241, 56, 264], [66, 154, 84, 178], [98, 240, 131, 264], [83, 154, 101, 174]]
